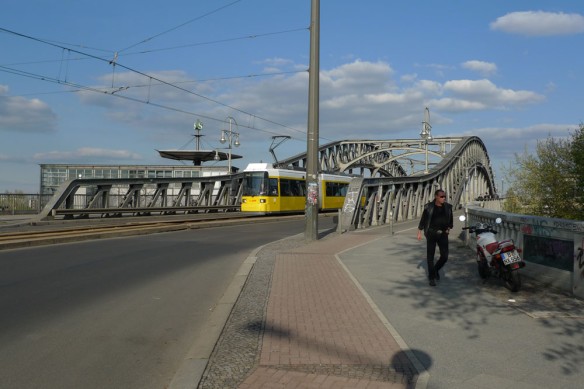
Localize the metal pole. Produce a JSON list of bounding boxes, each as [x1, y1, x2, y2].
[[228, 118, 232, 173], [305, 0, 320, 241], [425, 140, 428, 173]]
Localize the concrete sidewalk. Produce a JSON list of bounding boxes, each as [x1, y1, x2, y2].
[[200, 220, 584, 389]]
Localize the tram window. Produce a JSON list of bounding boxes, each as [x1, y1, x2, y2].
[[269, 178, 278, 196], [280, 180, 290, 196], [280, 178, 304, 196], [326, 182, 334, 196], [243, 172, 269, 196], [326, 182, 349, 197], [291, 180, 304, 196]]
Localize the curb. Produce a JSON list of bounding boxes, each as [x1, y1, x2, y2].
[[168, 233, 304, 389], [167, 245, 261, 389]]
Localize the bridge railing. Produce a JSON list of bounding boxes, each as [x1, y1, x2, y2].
[[0, 193, 52, 215], [463, 206, 584, 298], [37, 174, 244, 220]]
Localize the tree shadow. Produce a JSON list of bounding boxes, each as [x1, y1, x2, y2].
[[379, 239, 515, 340], [374, 236, 584, 377]]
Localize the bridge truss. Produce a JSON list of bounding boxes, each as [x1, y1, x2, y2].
[[338, 136, 497, 230], [40, 136, 498, 229]]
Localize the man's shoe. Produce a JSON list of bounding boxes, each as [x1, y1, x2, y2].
[[429, 279, 436, 286]]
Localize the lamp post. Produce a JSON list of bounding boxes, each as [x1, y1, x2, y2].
[[217, 116, 240, 173], [194, 119, 203, 151], [420, 107, 432, 174]]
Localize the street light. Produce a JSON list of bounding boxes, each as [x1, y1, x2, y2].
[[420, 107, 433, 174], [194, 119, 203, 151], [218, 116, 240, 173]]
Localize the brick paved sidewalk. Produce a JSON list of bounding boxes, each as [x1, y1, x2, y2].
[[238, 232, 419, 388]]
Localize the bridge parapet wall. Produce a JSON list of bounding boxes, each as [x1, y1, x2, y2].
[[463, 206, 584, 298]]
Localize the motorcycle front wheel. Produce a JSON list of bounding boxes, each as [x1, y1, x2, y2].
[[504, 270, 521, 292]]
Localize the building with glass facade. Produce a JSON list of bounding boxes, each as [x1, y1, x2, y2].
[[39, 164, 229, 194]]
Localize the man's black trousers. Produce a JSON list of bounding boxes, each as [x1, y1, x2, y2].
[[426, 232, 449, 280]]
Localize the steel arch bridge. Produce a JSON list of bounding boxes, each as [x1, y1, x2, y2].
[[275, 136, 497, 230], [334, 136, 497, 230], [39, 136, 497, 230]]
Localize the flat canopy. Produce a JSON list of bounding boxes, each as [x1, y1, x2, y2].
[[157, 149, 242, 166]]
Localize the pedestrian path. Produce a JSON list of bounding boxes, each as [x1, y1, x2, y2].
[[238, 230, 419, 388], [223, 219, 584, 389]]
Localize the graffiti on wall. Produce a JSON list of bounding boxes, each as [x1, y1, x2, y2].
[[522, 233, 573, 272]]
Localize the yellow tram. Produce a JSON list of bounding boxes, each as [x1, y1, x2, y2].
[[240, 163, 352, 214]]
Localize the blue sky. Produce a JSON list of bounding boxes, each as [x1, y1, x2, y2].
[[1, 0, 583, 192]]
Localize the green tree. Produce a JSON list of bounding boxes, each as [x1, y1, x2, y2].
[[506, 132, 582, 220], [570, 123, 584, 217], [502, 187, 522, 214]]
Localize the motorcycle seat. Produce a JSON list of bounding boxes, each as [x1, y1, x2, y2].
[[485, 242, 499, 254], [498, 239, 515, 252]]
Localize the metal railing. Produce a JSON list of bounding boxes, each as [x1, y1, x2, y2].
[[0, 193, 52, 215], [463, 206, 584, 298]]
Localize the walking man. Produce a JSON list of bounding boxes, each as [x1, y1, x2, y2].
[[417, 189, 453, 286]]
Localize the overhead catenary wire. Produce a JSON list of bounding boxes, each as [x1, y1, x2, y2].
[[4, 70, 307, 98], [1, 23, 337, 144], [122, 27, 308, 56], [117, 0, 243, 53], [1, 27, 308, 67], [0, 63, 303, 140], [0, 26, 313, 138]]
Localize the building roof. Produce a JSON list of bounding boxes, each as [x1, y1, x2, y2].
[[156, 149, 242, 165]]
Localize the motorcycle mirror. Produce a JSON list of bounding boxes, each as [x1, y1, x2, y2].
[[459, 215, 466, 222], [495, 217, 502, 224]]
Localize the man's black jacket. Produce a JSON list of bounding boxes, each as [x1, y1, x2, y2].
[[418, 201, 454, 237]]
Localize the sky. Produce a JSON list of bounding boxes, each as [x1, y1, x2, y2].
[[1, 0, 583, 193]]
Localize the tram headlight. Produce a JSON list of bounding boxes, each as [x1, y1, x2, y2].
[[242, 199, 247, 203], [260, 199, 266, 203]]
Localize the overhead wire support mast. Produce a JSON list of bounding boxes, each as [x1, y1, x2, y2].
[[305, 0, 320, 241]]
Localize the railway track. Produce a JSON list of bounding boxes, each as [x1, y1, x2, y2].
[[0, 213, 306, 250]]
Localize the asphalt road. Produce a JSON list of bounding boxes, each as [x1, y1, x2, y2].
[[0, 217, 334, 389]]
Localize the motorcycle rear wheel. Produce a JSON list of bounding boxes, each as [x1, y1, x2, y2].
[[505, 270, 521, 292]]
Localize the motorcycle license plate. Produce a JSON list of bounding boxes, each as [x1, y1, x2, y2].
[[501, 251, 522, 265]]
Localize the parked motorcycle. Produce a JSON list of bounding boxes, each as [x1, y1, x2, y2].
[[459, 215, 525, 292]]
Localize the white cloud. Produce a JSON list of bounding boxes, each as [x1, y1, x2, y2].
[[429, 98, 488, 112], [258, 57, 295, 68], [490, 11, 584, 36], [440, 79, 544, 110], [400, 73, 418, 83], [322, 60, 394, 91], [33, 147, 142, 162], [70, 60, 547, 147], [462, 60, 497, 76], [0, 85, 58, 133], [78, 70, 208, 108]]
